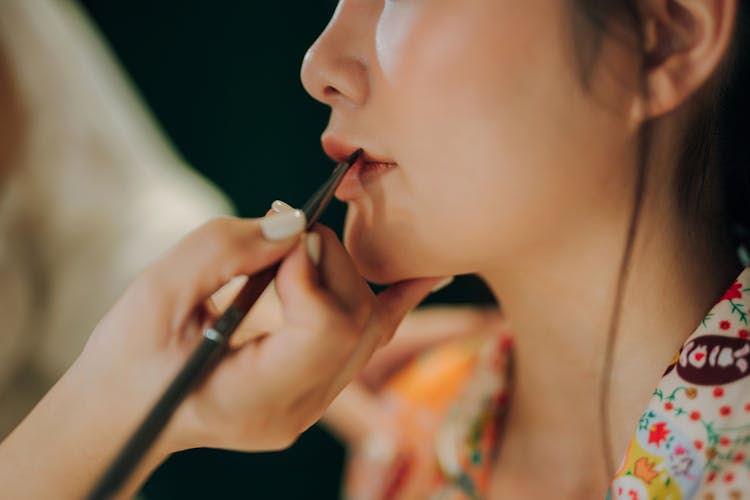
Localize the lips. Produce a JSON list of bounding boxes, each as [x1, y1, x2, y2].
[[336, 157, 398, 200], [322, 139, 398, 201]]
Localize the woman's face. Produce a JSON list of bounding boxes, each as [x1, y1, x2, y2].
[[301, 0, 641, 284]]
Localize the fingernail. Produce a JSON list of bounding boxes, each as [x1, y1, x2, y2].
[[271, 199, 295, 213], [431, 276, 454, 293], [260, 209, 306, 241], [305, 232, 321, 265]]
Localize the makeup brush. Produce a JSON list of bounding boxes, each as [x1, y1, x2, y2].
[[88, 149, 362, 499]]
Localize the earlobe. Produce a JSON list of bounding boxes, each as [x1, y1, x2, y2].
[[640, 0, 737, 119]]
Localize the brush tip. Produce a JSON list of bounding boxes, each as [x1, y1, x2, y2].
[[346, 148, 363, 166]]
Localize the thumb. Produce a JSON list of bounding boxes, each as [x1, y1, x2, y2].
[[375, 276, 453, 344], [148, 212, 306, 320]]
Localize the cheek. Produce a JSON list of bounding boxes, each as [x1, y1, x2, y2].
[[373, 3, 588, 247], [352, 1, 638, 281], [379, 2, 573, 190], [376, 0, 567, 106], [342, 168, 491, 284]]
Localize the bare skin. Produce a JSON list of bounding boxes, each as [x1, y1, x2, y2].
[[0, 0, 740, 497], [300, 0, 740, 496], [0, 215, 444, 498]]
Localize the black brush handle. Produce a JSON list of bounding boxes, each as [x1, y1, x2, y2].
[[88, 149, 359, 498], [88, 265, 277, 499], [88, 336, 223, 499]]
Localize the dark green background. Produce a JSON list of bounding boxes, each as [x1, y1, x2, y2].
[[79, 1, 341, 223], [78, 2, 494, 498]]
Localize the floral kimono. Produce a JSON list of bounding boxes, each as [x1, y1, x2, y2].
[[610, 269, 750, 499], [345, 267, 750, 499]]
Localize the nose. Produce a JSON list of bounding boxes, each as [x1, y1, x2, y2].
[[300, 5, 369, 108]]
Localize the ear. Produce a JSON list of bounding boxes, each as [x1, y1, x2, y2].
[[635, 0, 737, 119]]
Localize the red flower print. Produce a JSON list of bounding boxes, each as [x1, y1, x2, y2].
[[648, 422, 670, 447], [707, 472, 717, 483], [720, 405, 732, 417], [720, 436, 732, 447], [746, 403, 750, 412], [724, 471, 735, 483], [720, 320, 732, 330], [740, 330, 749, 339], [714, 387, 725, 398], [694, 440, 703, 450], [722, 282, 743, 302], [734, 452, 745, 463], [664, 402, 673, 411], [690, 411, 701, 421]]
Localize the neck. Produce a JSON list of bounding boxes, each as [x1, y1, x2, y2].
[[482, 159, 740, 494]]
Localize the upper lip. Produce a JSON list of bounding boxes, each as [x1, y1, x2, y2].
[[322, 135, 397, 167]]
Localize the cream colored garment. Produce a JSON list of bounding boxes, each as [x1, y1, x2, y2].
[[0, 0, 232, 435]]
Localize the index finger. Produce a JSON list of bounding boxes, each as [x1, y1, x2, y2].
[[145, 214, 305, 322]]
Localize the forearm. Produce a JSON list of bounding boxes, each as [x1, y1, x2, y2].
[[0, 362, 170, 499]]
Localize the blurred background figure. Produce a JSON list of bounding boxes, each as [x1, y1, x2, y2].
[[0, 0, 230, 439]]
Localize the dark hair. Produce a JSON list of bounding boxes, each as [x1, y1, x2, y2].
[[572, 0, 750, 479]]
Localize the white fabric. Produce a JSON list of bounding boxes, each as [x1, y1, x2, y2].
[[0, 0, 233, 435]]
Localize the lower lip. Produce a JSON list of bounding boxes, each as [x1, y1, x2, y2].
[[335, 161, 398, 201]]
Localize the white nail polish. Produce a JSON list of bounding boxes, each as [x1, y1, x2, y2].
[[431, 276, 454, 293], [271, 199, 295, 213], [260, 209, 306, 241], [306, 232, 321, 265]]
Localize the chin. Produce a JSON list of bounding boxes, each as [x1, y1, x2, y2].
[[345, 235, 403, 285], [343, 219, 446, 286], [342, 203, 458, 284], [342, 224, 410, 285]]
